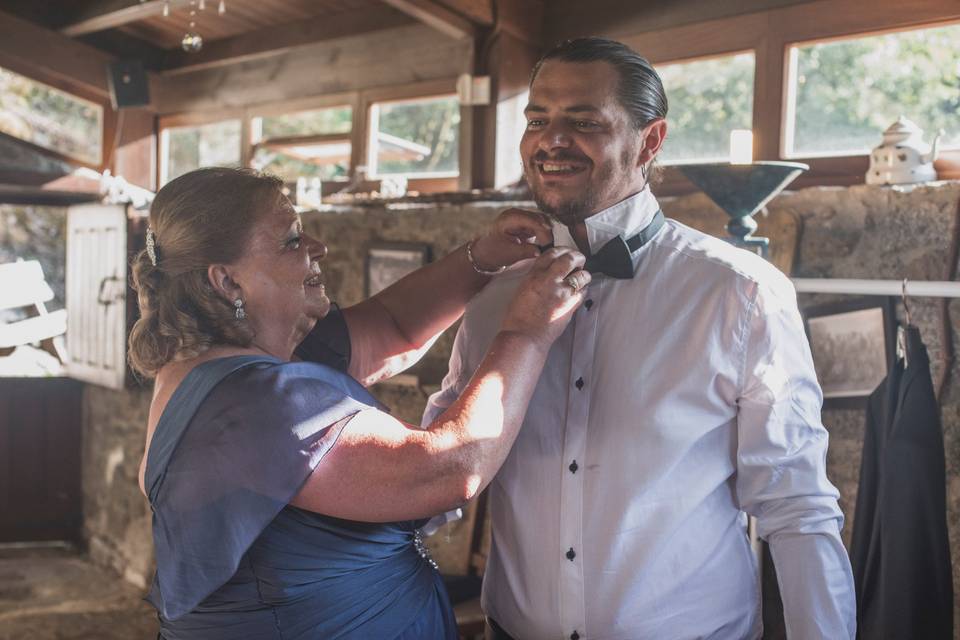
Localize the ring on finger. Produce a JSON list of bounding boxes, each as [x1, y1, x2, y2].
[[564, 275, 581, 292]]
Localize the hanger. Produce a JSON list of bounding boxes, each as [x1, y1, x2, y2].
[[896, 278, 911, 367]]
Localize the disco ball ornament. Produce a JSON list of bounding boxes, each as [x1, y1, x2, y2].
[[181, 31, 203, 52]]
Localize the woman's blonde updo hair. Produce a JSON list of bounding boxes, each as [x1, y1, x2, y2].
[[128, 167, 284, 378]]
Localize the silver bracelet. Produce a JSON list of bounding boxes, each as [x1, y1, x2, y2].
[[466, 240, 507, 276]]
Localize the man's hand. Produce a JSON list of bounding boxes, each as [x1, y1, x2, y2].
[[470, 208, 554, 272]]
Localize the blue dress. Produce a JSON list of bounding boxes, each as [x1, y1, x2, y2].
[[145, 313, 457, 639]]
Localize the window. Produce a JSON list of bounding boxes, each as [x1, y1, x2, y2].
[[786, 23, 960, 157], [160, 119, 242, 185], [657, 52, 755, 164], [250, 105, 352, 182], [0, 66, 103, 165], [368, 95, 460, 178]]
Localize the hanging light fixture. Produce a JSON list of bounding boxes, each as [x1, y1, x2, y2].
[[148, 0, 228, 53]]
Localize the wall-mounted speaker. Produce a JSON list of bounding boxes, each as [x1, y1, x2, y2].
[[107, 60, 150, 110]]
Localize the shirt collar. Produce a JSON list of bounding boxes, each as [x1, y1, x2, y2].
[[550, 187, 662, 255]]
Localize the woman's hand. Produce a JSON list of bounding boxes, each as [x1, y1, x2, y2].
[[501, 248, 590, 351], [469, 208, 554, 273]]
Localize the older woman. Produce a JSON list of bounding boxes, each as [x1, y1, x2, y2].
[[131, 167, 590, 639]]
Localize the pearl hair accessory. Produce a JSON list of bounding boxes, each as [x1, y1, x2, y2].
[[145, 227, 159, 266]]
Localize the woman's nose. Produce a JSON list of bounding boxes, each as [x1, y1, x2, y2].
[[307, 235, 327, 259]]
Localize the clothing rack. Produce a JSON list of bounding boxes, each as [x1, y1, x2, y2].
[[792, 278, 960, 299]]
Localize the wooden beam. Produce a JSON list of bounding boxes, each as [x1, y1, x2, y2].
[[161, 7, 415, 75], [61, 0, 194, 37], [151, 24, 470, 114], [438, 0, 494, 26], [0, 9, 114, 99], [381, 0, 477, 39]]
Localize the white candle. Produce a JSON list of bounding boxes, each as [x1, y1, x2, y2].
[[729, 129, 753, 164]]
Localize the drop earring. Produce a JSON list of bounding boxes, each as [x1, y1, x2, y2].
[[234, 298, 246, 320]]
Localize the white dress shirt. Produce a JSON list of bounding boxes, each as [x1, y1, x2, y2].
[[423, 189, 856, 640]]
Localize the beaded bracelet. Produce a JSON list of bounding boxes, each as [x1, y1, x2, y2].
[[466, 240, 507, 276]]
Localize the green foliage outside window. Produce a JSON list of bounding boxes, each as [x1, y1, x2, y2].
[[790, 24, 960, 155], [0, 66, 102, 165], [258, 106, 352, 139], [374, 96, 460, 176], [657, 53, 755, 163]]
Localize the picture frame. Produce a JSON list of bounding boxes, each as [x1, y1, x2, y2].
[[365, 242, 432, 298], [803, 297, 896, 409]]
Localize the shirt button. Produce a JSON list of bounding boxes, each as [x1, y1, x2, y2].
[[575, 377, 584, 390], [570, 633, 580, 640], [569, 460, 578, 474], [584, 299, 594, 310], [566, 547, 576, 561]]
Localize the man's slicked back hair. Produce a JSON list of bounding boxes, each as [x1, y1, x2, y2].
[[531, 37, 668, 130]]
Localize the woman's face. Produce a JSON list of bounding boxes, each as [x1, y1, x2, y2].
[[228, 195, 329, 351]]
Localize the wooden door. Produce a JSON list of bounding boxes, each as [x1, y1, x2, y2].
[[0, 377, 83, 542]]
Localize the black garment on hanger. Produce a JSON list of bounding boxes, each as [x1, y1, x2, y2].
[[851, 325, 953, 639]]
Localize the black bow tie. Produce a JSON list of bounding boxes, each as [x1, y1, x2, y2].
[[549, 210, 665, 279]]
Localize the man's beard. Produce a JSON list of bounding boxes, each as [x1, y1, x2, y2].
[[527, 145, 637, 227]]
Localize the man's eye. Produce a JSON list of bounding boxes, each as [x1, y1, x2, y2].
[[575, 120, 598, 130], [526, 119, 545, 128], [286, 236, 302, 250]]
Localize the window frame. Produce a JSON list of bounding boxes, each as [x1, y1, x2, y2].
[[621, 1, 960, 195], [158, 109, 245, 187], [653, 48, 757, 166], [366, 92, 462, 180], [0, 58, 107, 170]]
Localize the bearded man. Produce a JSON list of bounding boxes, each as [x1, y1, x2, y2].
[[425, 37, 856, 640]]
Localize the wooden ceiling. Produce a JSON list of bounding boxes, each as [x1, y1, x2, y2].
[[0, 0, 510, 74]]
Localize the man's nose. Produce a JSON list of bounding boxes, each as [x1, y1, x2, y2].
[[538, 122, 573, 152]]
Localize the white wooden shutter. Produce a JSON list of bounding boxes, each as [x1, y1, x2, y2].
[[65, 204, 128, 389]]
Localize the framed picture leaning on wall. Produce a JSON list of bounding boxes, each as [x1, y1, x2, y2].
[[802, 297, 896, 409], [365, 242, 432, 298]]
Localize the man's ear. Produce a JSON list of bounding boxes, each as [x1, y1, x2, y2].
[[207, 264, 241, 302], [637, 118, 668, 167]]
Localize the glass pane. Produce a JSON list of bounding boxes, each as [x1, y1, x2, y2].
[[373, 95, 460, 176], [252, 144, 350, 182], [162, 120, 242, 184], [0, 66, 103, 165], [789, 23, 960, 156], [256, 105, 352, 140], [657, 52, 755, 163]]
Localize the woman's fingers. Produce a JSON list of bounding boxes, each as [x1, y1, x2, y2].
[[497, 208, 553, 247]]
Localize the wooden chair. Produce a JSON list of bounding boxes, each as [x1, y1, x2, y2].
[[0, 259, 67, 362]]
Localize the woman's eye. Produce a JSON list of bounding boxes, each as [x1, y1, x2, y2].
[[286, 236, 302, 250]]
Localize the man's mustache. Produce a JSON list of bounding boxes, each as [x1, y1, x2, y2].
[[529, 151, 592, 165]]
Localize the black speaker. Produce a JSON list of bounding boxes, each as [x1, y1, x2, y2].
[[107, 60, 150, 110]]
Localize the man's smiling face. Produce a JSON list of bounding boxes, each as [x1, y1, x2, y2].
[[520, 59, 646, 226]]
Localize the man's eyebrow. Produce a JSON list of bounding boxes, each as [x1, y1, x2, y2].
[[522, 103, 602, 114]]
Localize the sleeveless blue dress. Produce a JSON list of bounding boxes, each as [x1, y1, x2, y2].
[[145, 312, 457, 639]]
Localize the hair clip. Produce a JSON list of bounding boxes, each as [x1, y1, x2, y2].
[[146, 227, 158, 266]]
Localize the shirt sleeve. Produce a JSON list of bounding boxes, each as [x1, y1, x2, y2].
[[294, 303, 352, 372], [419, 320, 472, 533], [735, 277, 857, 640]]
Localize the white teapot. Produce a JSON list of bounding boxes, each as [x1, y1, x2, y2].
[[866, 116, 941, 185]]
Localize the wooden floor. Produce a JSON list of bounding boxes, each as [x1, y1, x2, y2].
[[0, 545, 158, 640]]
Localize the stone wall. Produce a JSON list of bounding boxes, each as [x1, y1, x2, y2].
[[4, 183, 960, 628]]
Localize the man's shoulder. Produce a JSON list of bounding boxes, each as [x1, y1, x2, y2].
[[656, 218, 792, 294]]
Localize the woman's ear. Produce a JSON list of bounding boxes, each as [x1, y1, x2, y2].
[[637, 118, 668, 167], [207, 264, 241, 302]]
